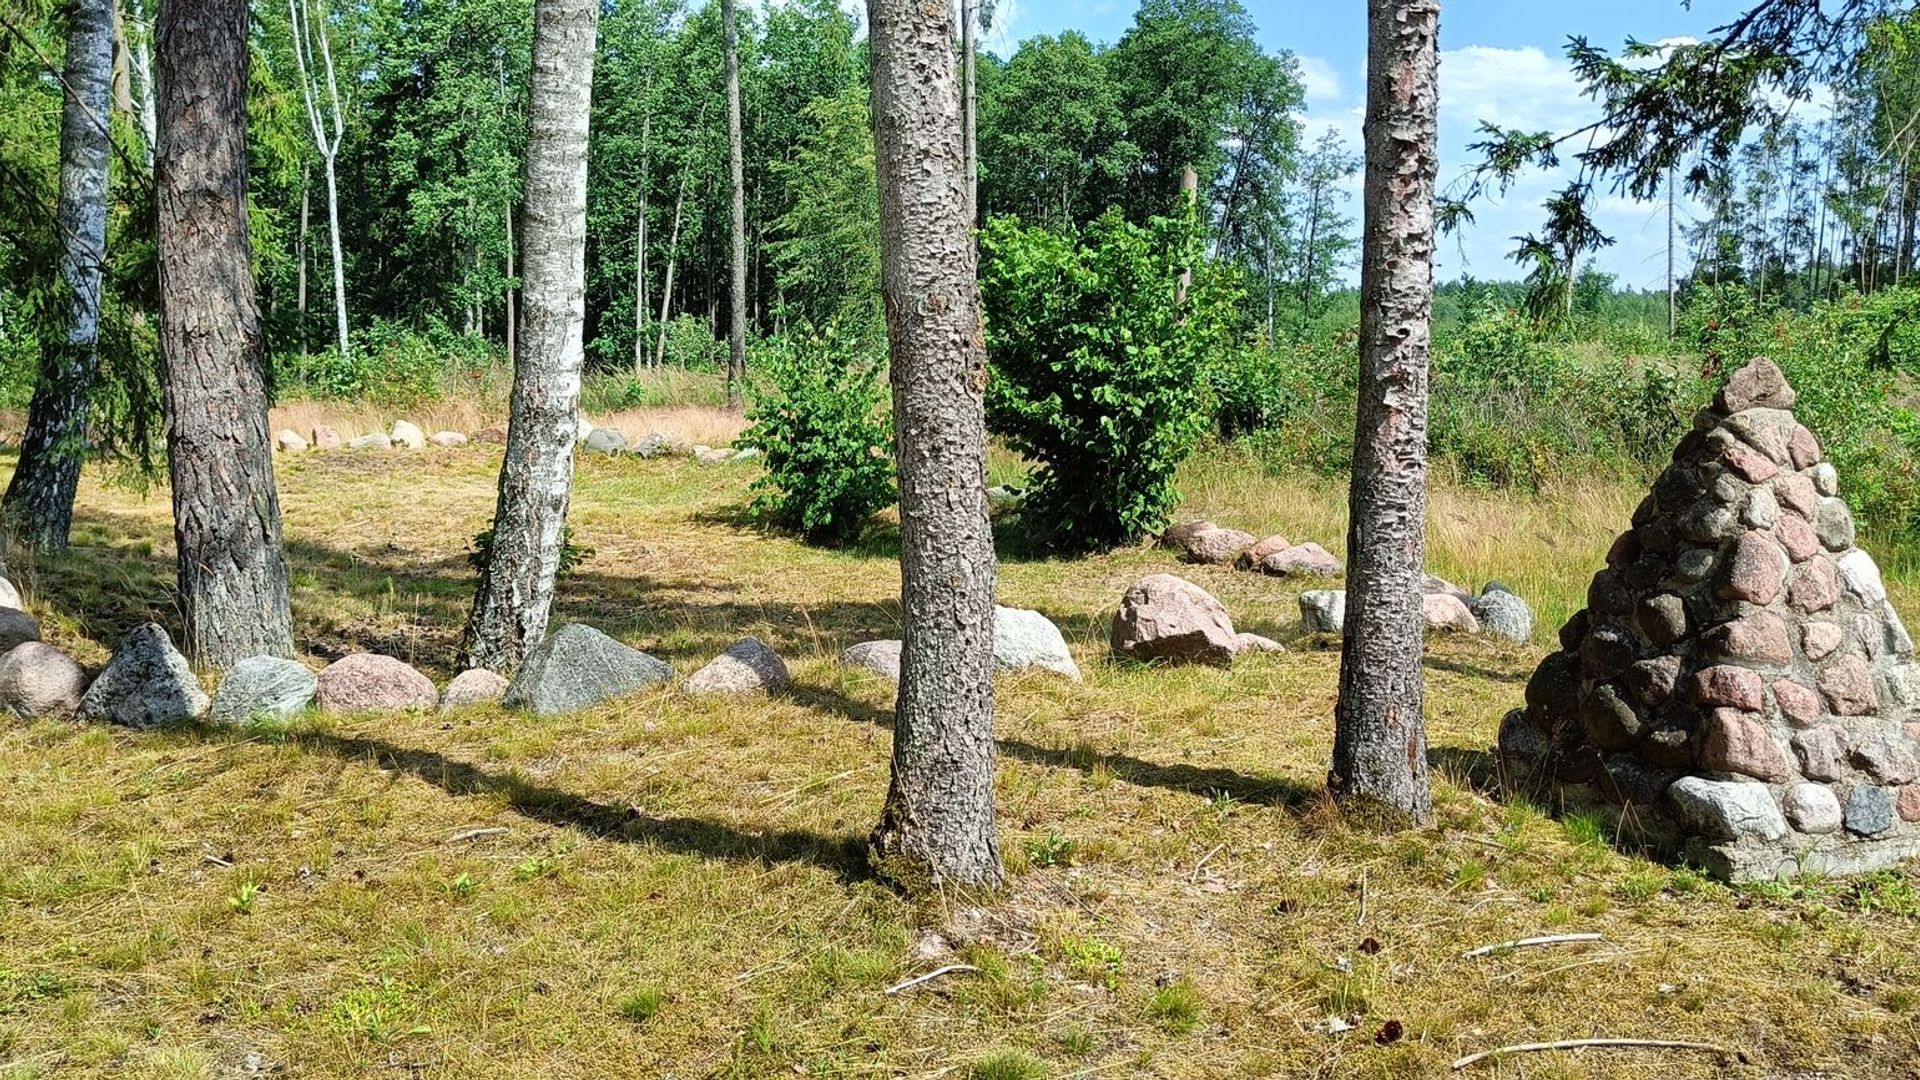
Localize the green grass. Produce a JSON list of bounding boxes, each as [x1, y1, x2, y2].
[[0, 416, 1919, 1076]]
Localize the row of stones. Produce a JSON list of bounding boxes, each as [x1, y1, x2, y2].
[[1160, 519, 1343, 578]]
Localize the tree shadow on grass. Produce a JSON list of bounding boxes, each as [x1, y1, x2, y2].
[[291, 728, 870, 882], [793, 682, 1319, 813]]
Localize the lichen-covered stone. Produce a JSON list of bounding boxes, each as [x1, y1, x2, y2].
[[1468, 589, 1534, 643], [1724, 408, 1798, 464], [502, 624, 672, 715], [76, 624, 208, 728]]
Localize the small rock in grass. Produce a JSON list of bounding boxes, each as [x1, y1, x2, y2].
[[1182, 527, 1255, 566], [584, 427, 628, 456], [1468, 589, 1533, 643], [1234, 632, 1285, 654], [1235, 535, 1291, 569], [209, 656, 316, 726], [631, 433, 680, 459], [77, 623, 208, 728], [1421, 575, 1472, 602], [0, 607, 37, 653], [685, 637, 791, 695], [0, 642, 88, 719], [440, 668, 510, 710], [693, 446, 737, 466], [1159, 520, 1218, 550], [310, 424, 342, 450], [429, 431, 469, 448], [315, 653, 438, 712], [503, 624, 672, 716], [840, 640, 902, 682], [347, 432, 391, 451], [1261, 542, 1341, 578], [1299, 590, 1346, 635], [994, 607, 1080, 680], [276, 429, 309, 453], [1421, 593, 1480, 634], [390, 421, 427, 450], [471, 424, 509, 445]]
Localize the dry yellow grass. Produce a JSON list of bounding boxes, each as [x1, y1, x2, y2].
[[2, 421, 1919, 1078]]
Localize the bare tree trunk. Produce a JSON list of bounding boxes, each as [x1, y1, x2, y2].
[[724, 0, 747, 408], [1330, 0, 1439, 828], [155, 0, 295, 667], [289, 0, 350, 357], [653, 113, 701, 367], [1667, 165, 1676, 337], [633, 111, 650, 375], [865, 0, 1002, 892], [2, 0, 114, 550], [297, 166, 309, 357], [126, 0, 156, 164], [1175, 165, 1197, 304], [464, 0, 597, 672], [504, 203, 517, 366], [961, 0, 977, 226]]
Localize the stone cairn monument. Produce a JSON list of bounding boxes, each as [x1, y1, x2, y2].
[[1498, 359, 1920, 881]]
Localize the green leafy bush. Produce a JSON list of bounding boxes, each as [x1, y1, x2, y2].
[[655, 314, 726, 372], [286, 317, 495, 405], [741, 331, 895, 545], [980, 211, 1235, 552]]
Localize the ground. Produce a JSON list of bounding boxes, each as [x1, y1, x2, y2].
[[3, 403, 1920, 1079]]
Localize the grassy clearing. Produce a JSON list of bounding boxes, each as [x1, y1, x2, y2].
[[2, 409, 1919, 1077]]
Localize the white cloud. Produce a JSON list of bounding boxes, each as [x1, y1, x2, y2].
[[1439, 45, 1597, 136], [1296, 56, 1342, 102]]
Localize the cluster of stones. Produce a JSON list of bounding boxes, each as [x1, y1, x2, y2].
[[1299, 578, 1535, 645], [2, 620, 796, 729], [839, 605, 1086, 682], [1161, 519, 1344, 579], [274, 416, 760, 466], [1499, 359, 1920, 881]]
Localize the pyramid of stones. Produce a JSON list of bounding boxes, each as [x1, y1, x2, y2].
[[1498, 359, 1920, 881]]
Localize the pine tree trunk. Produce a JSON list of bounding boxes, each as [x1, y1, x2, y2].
[[1330, 0, 1439, 828], [464, 0, 597, 672], [865, 0, 1002, 892], [723, 0, 747, 407], [2, 0, 114, 551], [961, 0, 977, 226], [155, 0, 296, 667]]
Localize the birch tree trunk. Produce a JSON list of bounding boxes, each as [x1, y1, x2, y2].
[[866, 0, 1002, 892], [464, 0, 597, 672], [155, 0, 296, 667], [289, 0, 350, 358], [127, 0, 156, 164], [2, 0, 114, 550], [1329, 0, 1439, 828], [723, 0, 747, 408]]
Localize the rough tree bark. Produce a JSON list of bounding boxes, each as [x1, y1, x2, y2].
[[463, 0, 597, 672], [961, 0, 977, 226], [723, 0, 746, 407], [1329, 0, 1439, 828], [155, 0, 296, 667], [2, 0, 115, 551], [866, 0, 1002, 892]]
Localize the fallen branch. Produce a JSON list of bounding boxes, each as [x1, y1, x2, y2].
[[884, 964, 979, 996], [1459, 932, 1602, 959], [448, 827, 509, 843], [1451, 1037, 1731, 1070]]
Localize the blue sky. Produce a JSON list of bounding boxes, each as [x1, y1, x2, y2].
[[987, 0, 1760, 289]]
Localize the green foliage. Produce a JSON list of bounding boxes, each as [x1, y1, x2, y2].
[[654, 315, 726, 373], [741, 331, 895, 545], [615, 986, 665, 1023], [969, 1049, 1047, 1080], [467, 525, 594, 578], [771, 89, 882, 339], [285, 318, 495, 405], [981, 211, 1235, 552], [1145, 980, 1205, 1035]]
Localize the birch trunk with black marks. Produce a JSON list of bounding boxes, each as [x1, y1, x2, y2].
[[723, 0, 746, 407], [865, 0, 1002, 892], [2, 0, 114, 551], [464, 0, 596, 672], [155, 0, 296, 667], [1330, 0, 1439, 828]]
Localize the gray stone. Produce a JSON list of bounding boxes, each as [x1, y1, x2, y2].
[[0, 608, 39, 653], [1743, 485, 1781, 529], [440, 668, 510, 710], [584, 427, 628, 455], [1110, 574, 1238, 666], [209, 656, 316, 726], [1299, 590, 1346, 635], [0, 578, 18, 609], [840, 640, 902, 681], [1422, 593, 1480, 633], [993, 606, 1080, 680], [1677, 501, 1740, 544], [1625, 655, 1682, 708], [630, 433, 679, 458], [503, 624, 672, 715], [1672, 547, 1717, 584], [1666, 776, 1788, 841], [1783, 783, 1843, 834], [1635, 593, 1688, 646], [1846, 785, 1896, 836], [1233, 632, 1285, 654], [1468, 589, 1533, 644], [390, 420, 426, 450], [347, 432, 391, 450], [429, 430, 469, 448], [575, 417, 595, 443], [1580, 623, 1638, 680], [316, 653, 438, 712], [685, 637, 791, 695], [1183, 528, 1256, 566], [1815, 497, 1856, 551], [0, 642, 87, 719], [276, 429, 309, 453], [76, 623, 208, 729], [1811, 462, 1839, 497], [1849, 730, 1919, 784], [1838, 549, 1888, 605]]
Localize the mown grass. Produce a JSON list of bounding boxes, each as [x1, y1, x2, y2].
[[1, 411, 1919, 1077]]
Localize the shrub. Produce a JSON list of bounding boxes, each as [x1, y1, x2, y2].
[[980, 211, 1235, 552], [286, 316, 494, 405], [741, 331, 895, 544], [655, 314, 726, 372]]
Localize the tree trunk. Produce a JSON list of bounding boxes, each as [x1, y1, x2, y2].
[[290, 0, 349, 357], [653, 122, 699, 367], [1175, 165, 1198, 305], [633, 111, 650, 375], [155, 0, 296, 667], [505, 202, 517, 366], [865, 0, 1002, 893], [1330, 0, 1439, 829], [127, 0, 156, 164], [297, 167, 309, 357], [2, 0, 114, 551], [464, 0, 597, 672], [961, 0, 977, 227], [723, 0, 747, 407]]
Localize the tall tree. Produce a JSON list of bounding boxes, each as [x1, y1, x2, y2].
[[287, 0, 350, 357], [1329, 0, 1439, 827], [2, 0, 115, 550], [464, 0, 598, 672], [865, 0, 1002, 891], [722, 0, 746, 406], [155, 0, 296, 667]]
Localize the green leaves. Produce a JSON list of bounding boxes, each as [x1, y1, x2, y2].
[[981, 210, 1233, 553], [741, 330, 894, 546]]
